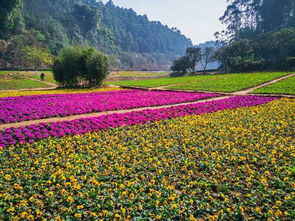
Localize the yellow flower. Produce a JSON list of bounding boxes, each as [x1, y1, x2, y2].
[[168, 195, 176, 201], [189, 214, 197, 221], [77, 205, 84, 210], [20, 212, 28, 219], [73, 184, 81, 190], [5, 174, 11, 181], [114, 214, 121, 219], [156, 215, 162, 220], [138, 204, 143, 211], [36, 209, 43, 217], [255, 207, 262, 213], [60, 189, 67, 195], [102, 210, 109, 216], [6, 207, 15, 213], [74, 213, 82, 218], [12, 216, 19, 221], [171, 204, 178, 209], [129, 193, 135, 200], [275, 201, 282, 206], [46, 191, 54, 198], [66, 196, 74, 203], [13, 183, 21, 189], [155, 200, 159, 207], [27, 215, 35, 221], [275, 210, 282, 217]]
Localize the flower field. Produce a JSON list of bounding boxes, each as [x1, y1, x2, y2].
[[0, 90, 221, 124], [0, 96, 276, 146], [0, 97, 294, 220]]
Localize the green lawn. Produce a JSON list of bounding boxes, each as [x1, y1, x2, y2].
[[106, 75, 213, 87], [254, 75, 295, 94], [0, 71, 56, 84], [168, 72, 291, 92], [119, 71, 168, 77], [0, 71, 17, 75], [0, 76, 52, 90], [109, 71, 168, 77], [106, 72, 290, 92]]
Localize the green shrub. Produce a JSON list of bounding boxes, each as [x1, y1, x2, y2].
[[53, 46, 110, 88]]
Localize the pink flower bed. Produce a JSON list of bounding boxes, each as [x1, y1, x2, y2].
[[0, 90, 221, 124], [0, 96, 277, 147]]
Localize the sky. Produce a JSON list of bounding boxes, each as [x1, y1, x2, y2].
[[101, 0, 228, 45]]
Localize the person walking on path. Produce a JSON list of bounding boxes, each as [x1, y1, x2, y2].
[[40, 73, 45, 81]]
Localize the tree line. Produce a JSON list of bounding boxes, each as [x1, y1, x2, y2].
[[213, 0, 295, 72], [0, 0, 192, 70]]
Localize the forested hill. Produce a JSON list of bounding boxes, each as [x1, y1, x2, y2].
[[20, 0, 192, 69]]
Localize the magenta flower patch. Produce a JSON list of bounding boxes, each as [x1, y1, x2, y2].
[[0, 96, 277, 147], [0, 90, 221, 124]]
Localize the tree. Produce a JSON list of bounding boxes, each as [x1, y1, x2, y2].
[[214, 39, 257, 72], [171, 56, 190, 73], [22, 45, 53, 73], [200, 47, 215, 71], [258, 0, 294, 32], [53, 46, 110, 88], [16, 0, 192, 70], [220, 0, 295, 40], [215, 28, 295, 72], [0, 40, 8, 53], [185, 47, 202, 73], [0, 0, 24, 38]]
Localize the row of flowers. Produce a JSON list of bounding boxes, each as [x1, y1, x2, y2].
[[0, 90, 221, 124], [0, 87, 123, 98], [0, 98, 293, 220], [0, 96, 277, 147]]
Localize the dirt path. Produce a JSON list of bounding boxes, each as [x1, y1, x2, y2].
[[233, 73, 295, 95], [24, 77, 58, 87], [0, 96, 231, 130], [247, 93, 295, 98]]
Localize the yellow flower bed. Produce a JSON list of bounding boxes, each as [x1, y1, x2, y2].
[[0, 99, 294, 220], [0, 87, 123, 98]]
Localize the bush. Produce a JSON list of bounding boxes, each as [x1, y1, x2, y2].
[[53, 46, 110, 88]]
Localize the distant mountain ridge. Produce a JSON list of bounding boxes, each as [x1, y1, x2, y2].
[[22, 0, 192, 70]]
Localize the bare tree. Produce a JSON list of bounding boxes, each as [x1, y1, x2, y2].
[[200, 47, 215, 72]]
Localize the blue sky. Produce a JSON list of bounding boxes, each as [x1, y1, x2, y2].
[[101, 0, 227, 44]]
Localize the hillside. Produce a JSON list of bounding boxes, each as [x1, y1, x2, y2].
[[20, 0, 192, 70]]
